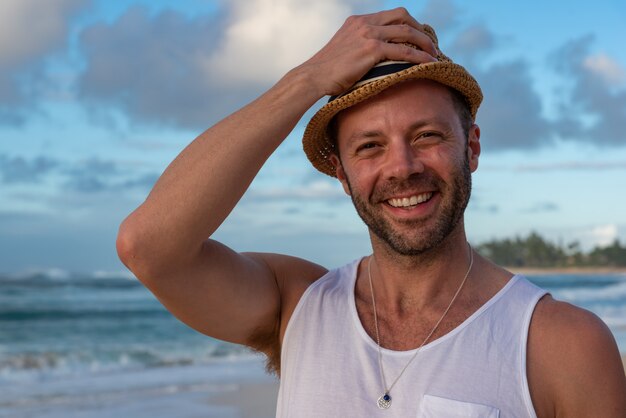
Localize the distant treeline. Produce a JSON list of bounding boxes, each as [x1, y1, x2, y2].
[[476, 232, 626, 268]]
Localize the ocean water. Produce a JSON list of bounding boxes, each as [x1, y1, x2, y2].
[[529, 273, 626, 349], [0, 270, 251, 385], [0, 269, 625, 416]]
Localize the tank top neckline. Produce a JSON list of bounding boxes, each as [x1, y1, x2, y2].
[[347, 257, 520, 357]]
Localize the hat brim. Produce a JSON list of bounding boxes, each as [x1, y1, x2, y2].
[[302, 61, 482, 177]]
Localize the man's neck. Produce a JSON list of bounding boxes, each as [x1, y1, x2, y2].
[[366, 227, 473, 314]]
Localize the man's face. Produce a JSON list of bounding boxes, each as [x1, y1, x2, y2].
[[331, 80, 480, 255]]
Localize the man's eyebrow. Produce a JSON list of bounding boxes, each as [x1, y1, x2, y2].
[[407, 117, 454, 132], [349, 130, 382, 140]]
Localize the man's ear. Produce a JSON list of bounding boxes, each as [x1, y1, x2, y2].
[[467, 124, 481, 172], [329, 154, 351, 196]]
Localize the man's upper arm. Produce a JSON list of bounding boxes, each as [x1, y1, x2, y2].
[[528, 296, 626, 418], [132, 238, 325, 348]]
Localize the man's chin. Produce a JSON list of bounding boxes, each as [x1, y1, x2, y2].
[[372, 229, 443, 256]]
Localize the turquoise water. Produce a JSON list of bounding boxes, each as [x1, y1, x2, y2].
[[0, 271, 249, 385], [529, 273, 626, 349], [0, 269, 624, 387]]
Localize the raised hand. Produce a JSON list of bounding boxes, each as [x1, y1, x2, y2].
[[299, 7, 438, 97]]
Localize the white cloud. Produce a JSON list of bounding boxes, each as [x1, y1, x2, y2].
[[206, 0, 354, 85], [583, 53, 626, 86], [552, 37, 626, 146], [78, 0, 381, 128], [0, 0, 83, 67], [0, 0, 86, 124], [477, 60, 553, 150], [589, 224, 618, 247]]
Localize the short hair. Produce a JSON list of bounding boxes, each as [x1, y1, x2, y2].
[[326, 85, 473, 156]]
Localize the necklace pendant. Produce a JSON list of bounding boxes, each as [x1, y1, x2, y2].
[[377, 393, 392, 409]]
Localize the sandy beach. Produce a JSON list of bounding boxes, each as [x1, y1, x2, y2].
[[0, 356, 280, 418], [210, 379, 279, 417]]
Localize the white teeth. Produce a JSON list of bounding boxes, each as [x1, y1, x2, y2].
[[416, 193, 431, 204], [388, 192, 432, 208]]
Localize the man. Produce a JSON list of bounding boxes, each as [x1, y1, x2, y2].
[[117, 8, 626, 417]]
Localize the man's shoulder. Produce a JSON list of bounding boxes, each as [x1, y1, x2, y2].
[[527, 295, 626, 417], [531, 295, 614, 351]]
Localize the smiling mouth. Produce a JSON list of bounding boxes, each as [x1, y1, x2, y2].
[[387, 192, 433, 208]]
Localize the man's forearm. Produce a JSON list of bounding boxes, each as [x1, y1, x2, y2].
[[118, 67, 322, 275]]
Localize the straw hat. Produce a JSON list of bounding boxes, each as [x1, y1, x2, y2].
[[302, 24, 483, 177]]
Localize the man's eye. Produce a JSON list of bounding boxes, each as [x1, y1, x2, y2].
[[357, 143, 378, 152], [418, 132, 437, 138], [414, 132, 441, 143]]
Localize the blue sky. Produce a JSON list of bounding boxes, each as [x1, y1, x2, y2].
[[0, 0, 625, 274]]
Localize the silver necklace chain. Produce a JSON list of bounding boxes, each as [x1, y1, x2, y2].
[[367, 243, 474, 409]]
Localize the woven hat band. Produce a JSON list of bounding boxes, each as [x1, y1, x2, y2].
[[328, 61, 416, 102]]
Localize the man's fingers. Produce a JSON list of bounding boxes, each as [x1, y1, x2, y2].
[[378, 42, 438, 65], [301, 8, 437, 96], [375, 24, 438, 58], [346, 8, 437, 57]]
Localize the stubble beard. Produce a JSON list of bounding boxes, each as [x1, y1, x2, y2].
[[345, 155, 472, 256]]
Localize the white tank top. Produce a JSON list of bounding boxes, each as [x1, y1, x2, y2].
[[276, 258, 547, 418]]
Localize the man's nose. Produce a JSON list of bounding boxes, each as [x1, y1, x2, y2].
[[382, 140, 424, 180]]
